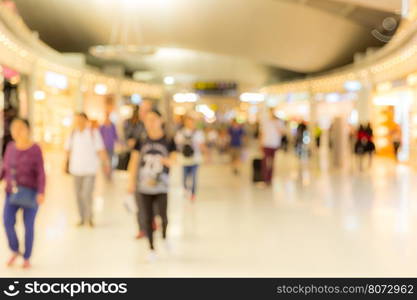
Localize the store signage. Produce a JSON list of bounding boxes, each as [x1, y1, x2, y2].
[[194, 81, 237, 95], [45, 71, 68, 90]]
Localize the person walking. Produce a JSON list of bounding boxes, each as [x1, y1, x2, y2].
[[64, 112, 109, 227], [228, 119, 245, 175], [132, 99, 156, 239], [128, 109, 176, 261], [123, 100, 153, 149], [259, 109, 282, 186], [364, 122, 375, 167], [354, 124, 374, 171], [99, 112, 119, 180], [175, 116, 205, 202], [2, 118, 46, 269], [392, 124, 402, 161]]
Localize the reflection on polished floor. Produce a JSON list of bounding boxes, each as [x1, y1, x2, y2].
[[2, 150, 417, 277]]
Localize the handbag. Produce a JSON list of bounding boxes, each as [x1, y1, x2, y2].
[[10, 186, 38, 209], [116, 151, 131, 171], [9, 149, 38, 208]]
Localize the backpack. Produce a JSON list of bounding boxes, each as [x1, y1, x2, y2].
[[182, 132, 195, 158]]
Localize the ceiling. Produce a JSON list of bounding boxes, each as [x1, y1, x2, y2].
[[12, 0, 400, 87]]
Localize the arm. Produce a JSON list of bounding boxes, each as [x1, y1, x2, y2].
[[128, 150, 140, 193], [36, 147, 46, 204], [98, 150, 109, 166], [0, 144, 10, 181], [112, 123, 119, 142], [162, 151, 177, 168], [94, 130, 110, 172], [162, 139, 177, 167]]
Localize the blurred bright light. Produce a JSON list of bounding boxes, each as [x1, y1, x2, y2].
[[34, 90, 46, 101], [344, 80, 362, 92], [45, 71, 68, 90], [275, 110, 286, 119], [173, 93, 198, 103], [373, 96, 397, 106], [349, 110, 358, 125], [131, 94, 142, 104], [240, 93, 265, 103], [94, 84, 108, 95], [164, 76, 175, 85], [196, 104, 215, 119], [325, 93, 340, 103], [407, 73, 417, 86], [62, 116, 72, 127], [266, 96, 279, 107]]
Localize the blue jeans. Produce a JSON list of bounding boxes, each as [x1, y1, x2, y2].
[[183, 165, 199, 196], [3, 193, 38, 259]]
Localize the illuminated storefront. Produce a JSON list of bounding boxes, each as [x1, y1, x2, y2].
[[32, 70, 78, 150], [372, 81, 414, 162]]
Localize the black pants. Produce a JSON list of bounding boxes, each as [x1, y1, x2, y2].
[[135, 193, 158, 232], [141, 193, 168, 250]]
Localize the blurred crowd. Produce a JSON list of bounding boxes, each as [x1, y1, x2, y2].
[[1, 98, 405, 266]]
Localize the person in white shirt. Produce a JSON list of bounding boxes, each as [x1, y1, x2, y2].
[[175, 116, 205, 202], [259, 109, 282, 186], [64, 112, 109, 227]]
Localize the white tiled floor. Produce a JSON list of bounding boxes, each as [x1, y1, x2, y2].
[[2, 149, 417, 277]]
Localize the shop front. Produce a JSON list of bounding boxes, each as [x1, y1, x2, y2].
[[32, 70, 78, 150], [372, 82, 414, 163]]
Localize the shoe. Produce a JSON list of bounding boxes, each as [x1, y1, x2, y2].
[[88, 220, 95, 228], [76, 221, 84, 227], [147, 250, 157, 263], [190, 194, 196, 202], [22, 260, 31, 269], [6, 252, 19, 267], [136, 231, 146, 239]]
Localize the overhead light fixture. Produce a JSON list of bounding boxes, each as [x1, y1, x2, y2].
[[34, 90, 45, 101], [131, 94, 142, 104], [173, 93, 198, 103], [88, 2, 157, 59], [94, 84, 108, 95], [240, 93, 265, 103], [325, 93, 340, 103], [45, 71, 68, 90], [344, 80, 362, 92], [163, 76, 175, 85]]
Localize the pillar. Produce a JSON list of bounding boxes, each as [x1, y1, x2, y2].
[[331, 116, 349, 168], [356, 81, 373, 124]]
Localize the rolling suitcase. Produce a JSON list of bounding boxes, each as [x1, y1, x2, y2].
[[252, 158, 263, 183]]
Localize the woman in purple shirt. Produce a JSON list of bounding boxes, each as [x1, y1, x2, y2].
[[99, 112, 118, 180], [2, 118, 46, 269]]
